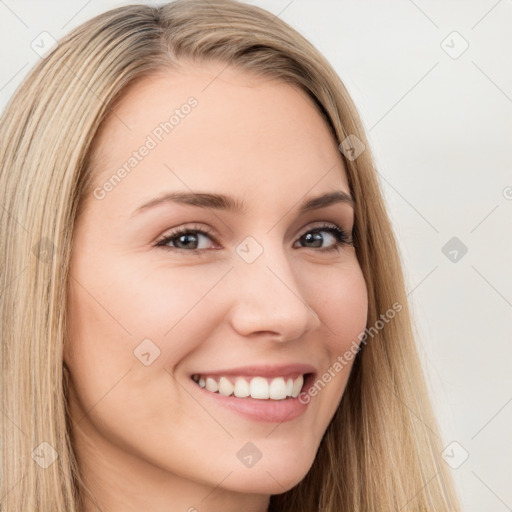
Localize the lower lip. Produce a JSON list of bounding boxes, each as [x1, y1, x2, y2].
[[192, 374, 314, 423]]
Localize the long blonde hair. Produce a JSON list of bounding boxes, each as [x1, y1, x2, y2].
[[0, 1, 460, 510]]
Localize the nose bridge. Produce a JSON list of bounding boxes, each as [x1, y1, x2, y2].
[[228, 236, 321, 340]]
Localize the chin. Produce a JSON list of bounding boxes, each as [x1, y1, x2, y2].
[[219, 447, 317, 495]]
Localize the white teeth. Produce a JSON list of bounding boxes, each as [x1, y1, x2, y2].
[[234, 377, 250, 398], [269, 377, 287, 400], [205, 377, 219, 392], [250, 377, 269, 399], [218, 377, 234, 396], [286, 378, 293, 396], [194, 374, 306, 400], [291, 374, 303, 398]]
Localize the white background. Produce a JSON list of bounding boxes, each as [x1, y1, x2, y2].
[[1, 1, 511, 510]]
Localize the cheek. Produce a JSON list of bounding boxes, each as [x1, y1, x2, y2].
[[294, 259, 367, 415], [69, 249, 223, 338], [307, 259, 368, 349], [64, 258, 231, 391], [64, 260, 223, 458], [328, 275, 368, 346]]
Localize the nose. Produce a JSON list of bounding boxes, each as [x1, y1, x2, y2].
[[226, 244, 322, 343]]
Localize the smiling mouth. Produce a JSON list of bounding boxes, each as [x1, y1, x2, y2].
[[191, 373, 312, 400]]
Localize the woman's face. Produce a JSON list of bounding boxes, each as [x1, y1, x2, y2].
[[65, 62, 368, 510]]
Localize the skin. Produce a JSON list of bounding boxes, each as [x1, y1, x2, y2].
[[64, 61, 368, 512]]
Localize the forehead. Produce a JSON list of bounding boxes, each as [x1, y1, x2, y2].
[[86, 62, 349, 213]]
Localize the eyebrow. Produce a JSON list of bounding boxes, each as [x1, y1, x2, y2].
[[130, 190, 354, 219]]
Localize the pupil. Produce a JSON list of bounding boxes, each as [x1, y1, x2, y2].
[[179, 234, 198, 249], [304, 232, 322, 248]]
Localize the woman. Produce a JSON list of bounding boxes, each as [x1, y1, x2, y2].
[[0, 1, 461, 510]]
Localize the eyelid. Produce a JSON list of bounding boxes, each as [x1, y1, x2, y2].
[[155, 223, 219, 247]]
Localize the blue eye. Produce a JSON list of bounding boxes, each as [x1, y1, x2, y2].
[[155, 222, 353, 255]]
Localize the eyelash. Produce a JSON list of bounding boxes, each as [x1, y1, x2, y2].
[[155, 222, 353, 256]]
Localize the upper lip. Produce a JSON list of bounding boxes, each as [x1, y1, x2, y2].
[[191, 363, 317, 379]]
